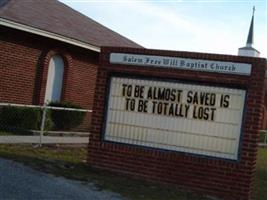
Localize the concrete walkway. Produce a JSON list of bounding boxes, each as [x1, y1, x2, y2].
[[0, 158, 126, 200]]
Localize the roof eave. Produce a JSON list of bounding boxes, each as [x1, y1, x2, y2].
[[0, 18, 100, 52]]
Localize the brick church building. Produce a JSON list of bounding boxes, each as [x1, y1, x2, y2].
[[0, 0, 141, 121]]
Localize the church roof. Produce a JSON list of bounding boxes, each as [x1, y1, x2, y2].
[[0, 0, 142, 51]]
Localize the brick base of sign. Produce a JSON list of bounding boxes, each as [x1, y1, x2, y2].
[[88, 47, 267, 200]]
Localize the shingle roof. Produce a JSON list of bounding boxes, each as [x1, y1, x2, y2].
[[0, 0, 142, 49]]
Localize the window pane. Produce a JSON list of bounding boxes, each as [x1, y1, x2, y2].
[[44, 55, 64, 103]]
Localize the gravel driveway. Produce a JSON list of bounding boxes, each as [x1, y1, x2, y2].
[[0, 158, 126, 200]]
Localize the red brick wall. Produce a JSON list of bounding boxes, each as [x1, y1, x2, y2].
[[0, 26, 98, 113], [88, 47, 267, 200], [262, 80, 267, 129], [0, 28, 42, 104]]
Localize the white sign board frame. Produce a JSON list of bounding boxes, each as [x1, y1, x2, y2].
[[110, 53, 252, 76], [103, 75, 246, 160]]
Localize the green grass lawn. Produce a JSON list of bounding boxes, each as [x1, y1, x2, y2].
[[0, 144, 266, 200], [255, 148, 267, 200]]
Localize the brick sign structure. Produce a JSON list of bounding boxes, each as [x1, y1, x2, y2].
[[88, 47, 266, 200]]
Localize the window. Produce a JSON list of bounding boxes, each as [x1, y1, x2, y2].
[[44, 55, 64, 103]]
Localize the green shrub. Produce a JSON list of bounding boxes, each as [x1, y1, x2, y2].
[[0, 106, 41, 133], [20, 107, 41, 130], [37, 108, 53, 131], [0, 106, 53, 134], [48, 101, 85, 130]]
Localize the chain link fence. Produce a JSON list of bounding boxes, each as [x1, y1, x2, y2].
[[1, 102, 266, 146], [0, 103, 92, 145]]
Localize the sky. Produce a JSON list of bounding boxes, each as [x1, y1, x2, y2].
[[60, 0, 267, 58]]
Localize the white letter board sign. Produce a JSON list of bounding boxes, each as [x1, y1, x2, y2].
[[104, 76, 246, 160]]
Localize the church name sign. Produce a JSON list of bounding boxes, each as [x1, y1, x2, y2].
[[110, 53, 251, 76], [104, 76, 246, 160]]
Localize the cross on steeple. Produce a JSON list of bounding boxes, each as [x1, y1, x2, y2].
[[238, 6, 260, 57]]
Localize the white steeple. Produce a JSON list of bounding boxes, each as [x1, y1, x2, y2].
[[238, 6, 260, 57]]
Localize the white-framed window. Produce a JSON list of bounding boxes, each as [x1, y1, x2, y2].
[[44, 55, 64, 103]]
